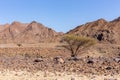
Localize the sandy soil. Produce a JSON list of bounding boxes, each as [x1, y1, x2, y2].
[[0, 70, 120, 80], [0, 43, 61, 48]]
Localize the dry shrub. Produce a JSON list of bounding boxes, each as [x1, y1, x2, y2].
[[62, 34, 96, 57]]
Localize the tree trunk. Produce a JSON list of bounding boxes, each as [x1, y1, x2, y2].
[[71, 54, 79, 61], [71, 54, 76, 57]]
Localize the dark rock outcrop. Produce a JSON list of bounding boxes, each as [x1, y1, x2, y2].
[[67, 17, 120, 44]]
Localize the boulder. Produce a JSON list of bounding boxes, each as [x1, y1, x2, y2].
[[34, 58, 44, 62], [87, 60, 94, 64], [113, 57, 120, 63], [68, 57, 80, 61], [106, 66, 112, 70], [54, 56, 64, 64]]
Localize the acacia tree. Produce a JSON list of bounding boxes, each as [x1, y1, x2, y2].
[[62, 34, 96, 58]]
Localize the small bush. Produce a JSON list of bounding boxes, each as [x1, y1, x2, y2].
[[62, 34, 96, 57]]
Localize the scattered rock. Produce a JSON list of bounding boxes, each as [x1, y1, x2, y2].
[[114, 57, 120, 63], [106, 66, 112, 70], [68, 57, 80, 61], [118, 53, 120, 56], [104, 78, 117, 80], [87, 60, 94, 64], [54, 56, 64, 64], [71, 77, 75, 80], [34, 58, 44, 62]]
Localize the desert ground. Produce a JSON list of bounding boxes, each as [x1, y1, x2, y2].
[[0, 43, 120, 80]]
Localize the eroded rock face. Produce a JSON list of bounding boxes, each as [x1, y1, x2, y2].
[[0, 21, 63, 43], [67, 17, 120, 44]]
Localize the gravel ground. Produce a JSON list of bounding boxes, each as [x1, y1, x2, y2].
[[0, 69, 120, 80], [0, 43, 120, 80]]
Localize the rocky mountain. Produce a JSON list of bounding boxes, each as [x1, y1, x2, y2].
[[1, 17, 120, 44], [67, 17, 120, 44], [0, 21, 61, 43]]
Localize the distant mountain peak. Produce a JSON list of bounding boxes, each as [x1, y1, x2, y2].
[[67, 17, 120, 44], [30, 21, 42, 25], [11, 21, 21, 25], [112, 16, 120, 22], [94, 18, 108, 25], [0, 21, 61, 43], [31, 21, 37, 23], [97, 18, 105, 20], [29, 21, 43, 27]]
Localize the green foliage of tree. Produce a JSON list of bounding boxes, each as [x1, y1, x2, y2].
[[62, 34, 96, 57]]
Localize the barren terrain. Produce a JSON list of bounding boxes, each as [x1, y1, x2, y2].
[[0, 17, 120, 80], [0, 43, 120, 80]]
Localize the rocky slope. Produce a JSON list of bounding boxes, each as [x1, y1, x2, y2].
[[0, 21, 62, 43], [67, 17, 120, 44], [1, 17, 120, 44]]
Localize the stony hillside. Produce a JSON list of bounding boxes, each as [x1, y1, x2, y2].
[[67, 17, 120, 44], [0, 21, 62, 43]]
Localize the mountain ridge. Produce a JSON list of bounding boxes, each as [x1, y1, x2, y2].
[[67, 17, 120, 44], [0, 21, 62, 43], [1, 17, 120, 44]]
